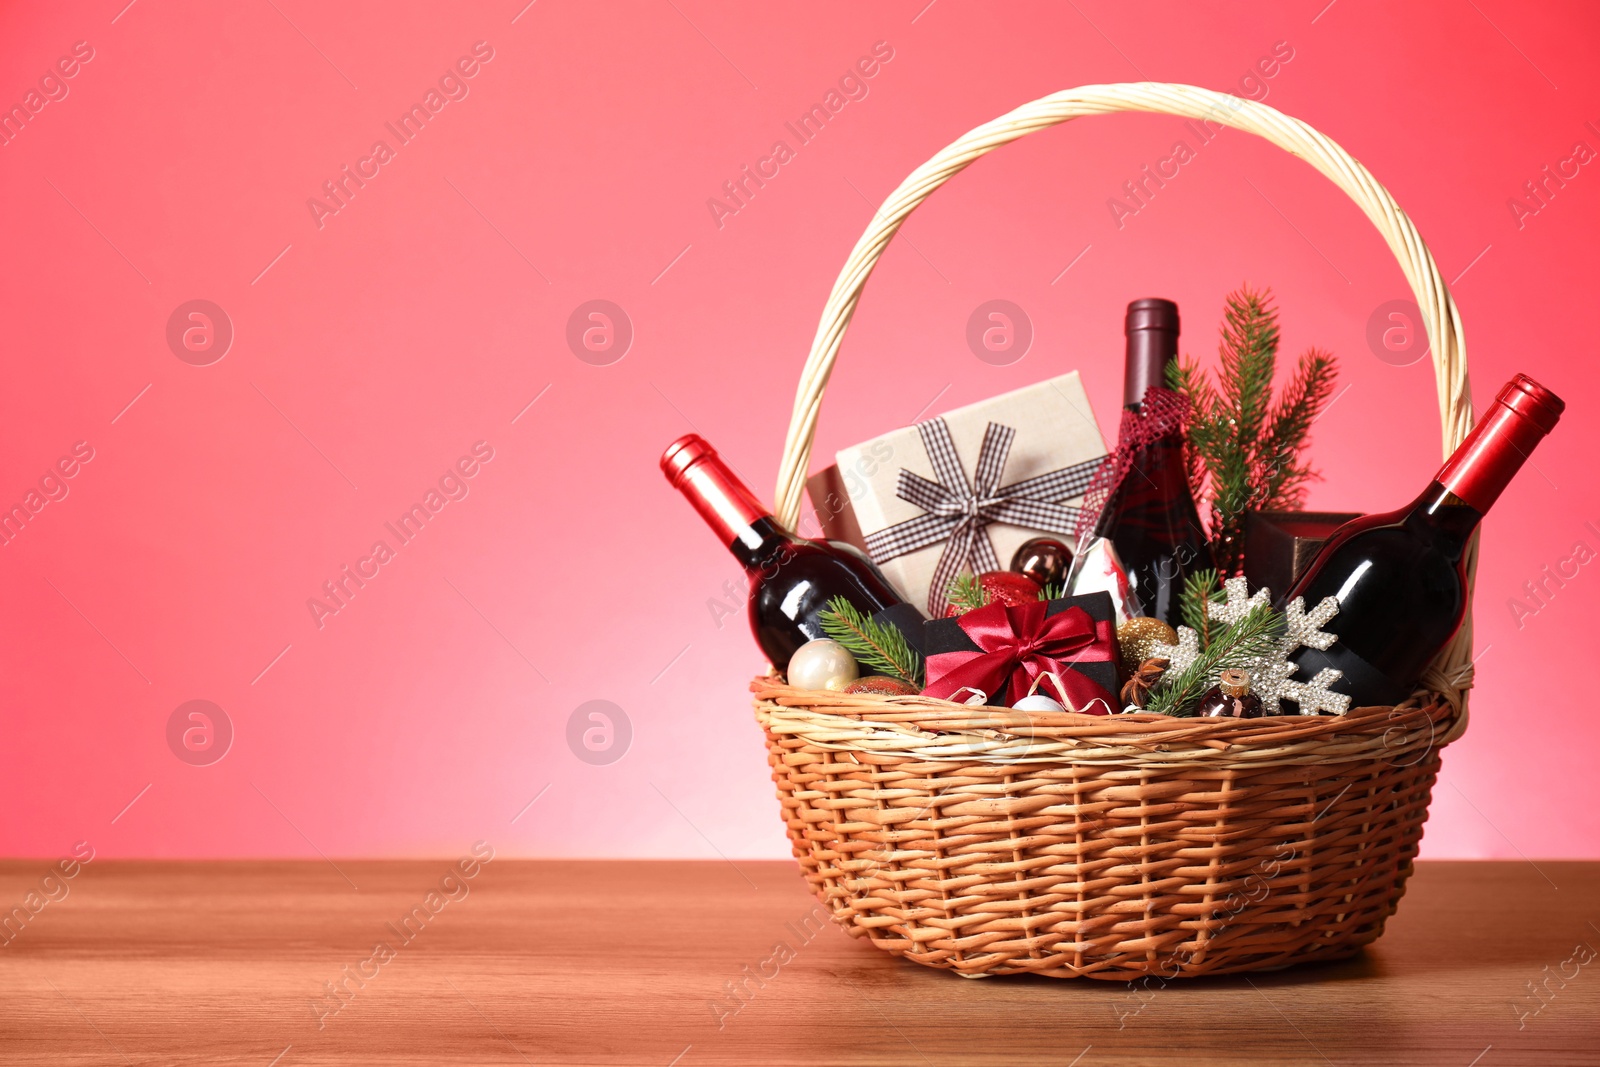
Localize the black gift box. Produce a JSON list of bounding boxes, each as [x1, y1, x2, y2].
[[923, 591, 1121, 707], [1243, 510, 1361, 599], [873, 601, 929, 657]]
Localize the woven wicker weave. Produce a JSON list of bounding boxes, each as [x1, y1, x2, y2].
[[751, 84, 1478, 980]]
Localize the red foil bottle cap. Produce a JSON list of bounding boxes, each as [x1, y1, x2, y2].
[[661, 433, 771, 547], [1496, 373, 1564, 432], [660, 433, 713, 485], [1123, 298, 1180, 408], [1436, 374, 1564, 512]]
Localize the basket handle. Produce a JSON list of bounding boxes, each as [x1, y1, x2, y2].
[[772, 82, 1478, 723]]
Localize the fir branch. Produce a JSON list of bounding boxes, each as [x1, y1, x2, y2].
[[1205, 289, 1277, 572], [1036, 578, 1068, 602], [1167, 357, 1212, 504], [1256, 347, 1339, 511], [1166, 285, 1340, 576], [946, 573, 991, 613], [1217, 286, 1280, 449], [819, 596, 924, 688], [1144, 602, 1283, 717], [1179, 568, 1225, 649]]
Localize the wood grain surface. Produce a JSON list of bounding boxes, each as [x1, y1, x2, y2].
[[0, 859, 1595, 1066]]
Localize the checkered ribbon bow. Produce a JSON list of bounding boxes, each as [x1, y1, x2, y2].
[[863, 419, 1102, 616]]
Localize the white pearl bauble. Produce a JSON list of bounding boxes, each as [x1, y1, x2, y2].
[[1012, 694, 1065, 712], [786, 639, 859, 692]]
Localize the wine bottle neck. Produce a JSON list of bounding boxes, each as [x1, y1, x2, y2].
[[1124, 298, 1179, 409], [662, 434, 784, 560], [730, 517, 795, 569], [1434, 374, 1563, 514]]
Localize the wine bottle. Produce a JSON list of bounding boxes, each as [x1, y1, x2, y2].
[[1286, 373, 1564, 709], [661, 434, 923, 670], [1093, 298, 1215, 627]]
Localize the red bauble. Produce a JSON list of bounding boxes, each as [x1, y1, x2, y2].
[[844, 675, 920, 696], [1010, 536, 1073, 588], [981, 571, 1043, 605], [944, 571, 1042, 615]]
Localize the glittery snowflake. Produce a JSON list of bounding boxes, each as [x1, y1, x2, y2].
[[1143, 577, 1351, 715], [1208, 577, 1349, 714]]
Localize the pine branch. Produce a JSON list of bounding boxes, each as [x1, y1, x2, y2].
[[1144, 602, 1283, 717], [819, 596, 924, 687], [1179, 568, 1225, 649], [1218, 286, 1280, 449], [1256, 347, 1338, 511], [946, 573, 991, 613], [1036, 578, 1068, 602], [1209, 287, 1279, 573], [1167, 285, 1339, 576], [1167, 357, 1212, 506]]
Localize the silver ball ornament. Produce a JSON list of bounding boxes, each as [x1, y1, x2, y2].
[[786, 639, 859, 692]]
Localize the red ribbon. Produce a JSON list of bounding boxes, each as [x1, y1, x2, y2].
[[922, 601, 1117, 712]]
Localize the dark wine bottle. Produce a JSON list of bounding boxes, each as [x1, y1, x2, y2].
[[1094, 298, 1215, 627], [661, 434, 923, 670], [1286, 373, 1564, 709]]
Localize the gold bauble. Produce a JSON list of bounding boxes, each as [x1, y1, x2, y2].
[[1117, 616, 1178, 673]]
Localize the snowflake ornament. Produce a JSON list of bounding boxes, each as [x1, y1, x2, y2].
[[1145, 577, 1352, 716], [1272, 594, 1350, 714], [1207, 577, 1275, 625], [1210, 576, 1349, 715]]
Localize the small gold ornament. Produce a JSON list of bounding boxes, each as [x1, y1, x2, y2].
[[1117, 616, 1178, 673]]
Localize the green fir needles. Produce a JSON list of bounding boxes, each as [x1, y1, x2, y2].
[[945, 573, 991, 614], [1180, 568, 1226, 650], [948, 572, 1065, 607], [1168, 285, 1339, 576], [819, 596, 924, 688]]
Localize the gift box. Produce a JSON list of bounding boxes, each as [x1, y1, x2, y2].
[[922, 591, 1121, 712], [1242, 510, 1361, 598], [833, 373, 1108, 617], [803, 463, 869, 549]]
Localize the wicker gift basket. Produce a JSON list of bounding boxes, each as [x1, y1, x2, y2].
[[751, 83, 1477, 981]]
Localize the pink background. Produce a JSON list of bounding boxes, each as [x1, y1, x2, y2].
[[2, 0, 1596, 862]]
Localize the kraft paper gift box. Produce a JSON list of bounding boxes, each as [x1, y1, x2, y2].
[[833, 372, 1109, 617]]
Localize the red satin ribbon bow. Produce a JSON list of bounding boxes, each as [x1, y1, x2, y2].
[[923, 601, 1116, 713]]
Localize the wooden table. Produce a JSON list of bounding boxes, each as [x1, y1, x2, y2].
[[0, 859, 1594, 1065]]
